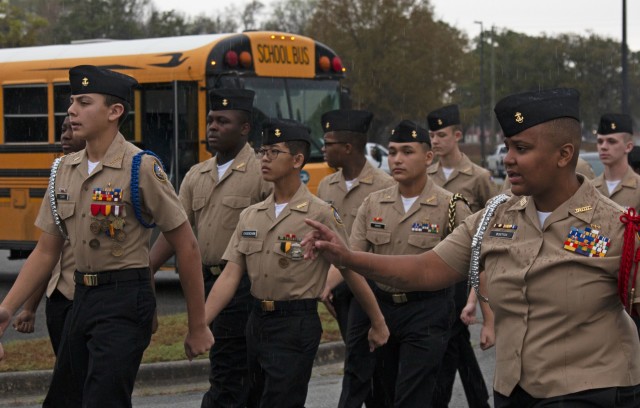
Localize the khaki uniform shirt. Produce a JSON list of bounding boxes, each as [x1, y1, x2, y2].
[[46, 241, 74, 300], [350, 178, 471, 293], [427, 153, 497, 212], [433, 177, 640, 398], [223, 183, 348, 300], [35, 133, 187, 273], [179, 143, 271, 265], [592, 166, 640, 210], [317, 161, 394, 234]]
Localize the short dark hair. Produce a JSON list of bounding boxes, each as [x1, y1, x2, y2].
[[285, 140, 311, 167], [104, 94, 131, 127], [332, 130, 367, 152], [542, 117, 582, 166]]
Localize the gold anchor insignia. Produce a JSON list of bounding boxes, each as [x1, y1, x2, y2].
[[325, 122, 330, 129], [574, 205, 593, 214], [274, 129, 281, 137], [611, 123, 617, 130], [222, 99, 228, 106], [514, 112, 524, 124], [81, 77, 89, 87], [411, 130, 417, 138], [437, 119, 443, 126]]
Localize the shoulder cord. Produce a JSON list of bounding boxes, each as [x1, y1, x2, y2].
[[446, 193, 470, 237], [131, 150, 164, 229], [48, 157, 68, 240], [619, 208, 640, 315], [468, 193, 511, 303]]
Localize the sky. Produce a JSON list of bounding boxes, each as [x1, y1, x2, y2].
[[151, 0, 640, 51]]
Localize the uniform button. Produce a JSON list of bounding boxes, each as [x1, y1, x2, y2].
[[266, 250, 270, 254], [82, 213, 86, 218], [84, 186, 89, 191], [264, 274, 268, 277], [87, 265, 92, 270], [83, 240, 86, 244], [397, 240, 402, 244], [515, 349, 520, 357], [208, 224, 211, 227]]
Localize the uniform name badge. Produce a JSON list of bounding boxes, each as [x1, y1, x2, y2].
[[489, 223, 518, 239]]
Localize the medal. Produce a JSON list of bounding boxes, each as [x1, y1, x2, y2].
[[89, 239, 100, 249], [90, 221, 101, 235], [290, 243, 303, 261], [115, 230, 126, 242], [278, 258, 289, 268], [111, 243, 124, 257], [100, 219, 110, 232], [112, 217, 125, 230]]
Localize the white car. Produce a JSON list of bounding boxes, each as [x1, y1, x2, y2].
[[366, 142, 390, 174]]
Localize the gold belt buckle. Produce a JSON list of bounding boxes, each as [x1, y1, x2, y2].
[[392, 293, 408, 304], [211, 266, 223, 276], [261, 300, 275, 312], [83, 274, 99, 287]]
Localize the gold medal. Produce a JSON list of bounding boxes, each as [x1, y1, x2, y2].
[[115, 230, 126, 242], [278, 257, 289, 268], [112, 217, 125, 230], [111, 243, 124, 257], [100, 219, 110, 232], [90, 221, 101, 235], [89, 239, 100, 249]]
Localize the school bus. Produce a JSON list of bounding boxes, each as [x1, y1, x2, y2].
[[0, 32, 347, 258]]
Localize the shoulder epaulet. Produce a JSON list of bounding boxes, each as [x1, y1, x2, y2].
[[130, 150, 165, 228]]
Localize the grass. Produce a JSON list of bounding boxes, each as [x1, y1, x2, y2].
[[0, 303, 342, 373]]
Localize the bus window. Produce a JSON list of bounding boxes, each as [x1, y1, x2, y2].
[[3, 85, 48, 142], [53, 84, 71, 142]]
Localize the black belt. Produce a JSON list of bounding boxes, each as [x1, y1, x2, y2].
[[74, 268, 150, 287], [374, 286, 448, 304], [203, 262, 227, 276], [253, 298, 317, 312]]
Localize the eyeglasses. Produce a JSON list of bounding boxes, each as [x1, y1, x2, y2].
[[256, 148, 293, 160]]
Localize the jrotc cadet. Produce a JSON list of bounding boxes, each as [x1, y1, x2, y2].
[[591, 113, 640, 210], [13, 116, 85, 355], [304, 88, 640, 407], [347, 120, 470, 407], [0, 65, 213, 407], [204, 118, 389, 407], [628, 146, 640, 175], [502, 155, 595, 192], [149, 88, 271, 408], [316, 109, 394, 408], [427, 104, 494, 408]]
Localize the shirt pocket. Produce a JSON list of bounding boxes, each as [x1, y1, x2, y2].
[[222, 196, 252, 229], [236, 239, 263, 257], [191, 197, 206, 213], [407, 233, 441, 250], [366, 229, 391, 248], [57, 201, 75, 220]]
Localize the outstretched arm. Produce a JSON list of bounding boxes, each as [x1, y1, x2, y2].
[[303, 219, 464, 291]]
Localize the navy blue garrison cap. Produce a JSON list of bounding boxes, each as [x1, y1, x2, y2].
[[69, 65, 137, 104], [209, 88, 255, 112], [389, 120, 430, 145], [262, 118, 311, 146], [427, 104, 460, 131], [321, 109, 373, 134], [598, 113, 633, 135]]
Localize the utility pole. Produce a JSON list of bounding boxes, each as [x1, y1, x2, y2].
[[475, 21, 486, 167], [490, 26, 496, 148]]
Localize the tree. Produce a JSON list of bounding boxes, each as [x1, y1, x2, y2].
[[186, 12, 238, 35], [262, 0, 317, 35], [241, 0, 264, 31], [308, 0, 469, 141], [0, 1, 47, 47]]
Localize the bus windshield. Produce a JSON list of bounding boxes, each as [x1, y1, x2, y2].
[[243, 77, 341, 160]]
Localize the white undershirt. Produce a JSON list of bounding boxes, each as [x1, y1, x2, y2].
[[88, 160, 99, 174], [217, 159, 233, 180], [401, 195, 419, 213], [345, 179, 356, 191], [442, 167, 454, 180], [537, 211, 552, 228], [606, 180, 621, 196], [275, 202, 288, 218]]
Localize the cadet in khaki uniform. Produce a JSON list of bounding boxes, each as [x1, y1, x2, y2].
[[205, 118, 388, 408], [592, 113, 640, 210], [304, 88, 640, 407], [349, 120, 470, 407], [0, 65, 213, 407], [317, 109, 393, 408], [150, 88, 270, 408], [427, 104, 493, 408], [13, 116, 85, 354], [502, 156, 595, 193]]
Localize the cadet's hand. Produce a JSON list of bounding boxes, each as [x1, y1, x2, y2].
[[0, 306, 10, 362], [367, 321, 390, 352], [319, 285, 337, 318], [184, 325, 214, 361], [302, 219, 350, 266], [460, 302, 477, 325], [480, 323, 495, 350], [13, 310, 36, 334]]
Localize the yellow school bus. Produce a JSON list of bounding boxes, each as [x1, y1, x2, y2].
[[0, 32, 346, 257]]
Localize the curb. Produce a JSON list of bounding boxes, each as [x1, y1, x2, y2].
[[0, 341, 345, 397]]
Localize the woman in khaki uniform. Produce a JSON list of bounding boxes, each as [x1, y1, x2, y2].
[[0, 65, 213, 407], [304, 88, 640, 407], [205, 118, 389, 407], [349, 120, 470, 407]]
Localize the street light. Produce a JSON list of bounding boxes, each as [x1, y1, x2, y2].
[[474, 20, 486, 167]]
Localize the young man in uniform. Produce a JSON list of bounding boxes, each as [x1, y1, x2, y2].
[[347, 120, 469, 407], [304, 88, 640, 407], [316, 109, 394, 408], [591, 113, 640, 210], [204, 118, 389, 407], [149, 88, 271, 408], [12, 116, 85, 355], [0, 65, 213, 407], [427, 104, 494, 408]]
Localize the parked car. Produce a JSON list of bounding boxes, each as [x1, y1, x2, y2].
[[487, 145, 507, 177], [366, 142, 390, 174]]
